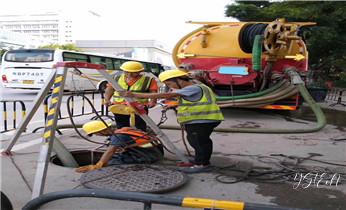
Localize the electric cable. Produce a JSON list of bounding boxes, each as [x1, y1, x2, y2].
[[210, 153, 346, 185], [66, 94, 110, 145]]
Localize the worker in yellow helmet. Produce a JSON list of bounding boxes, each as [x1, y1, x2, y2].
[[76, 120, 163, 173], [120, 69, 224, 173], [104, 61, 158, 131]]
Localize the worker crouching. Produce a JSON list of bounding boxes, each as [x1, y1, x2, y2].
[[76, 121, 164, 173]]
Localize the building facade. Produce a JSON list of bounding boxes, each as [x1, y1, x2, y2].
[[0, 29, 48, 49], [0, 11, 74, 45], [76, 40, 173, 66]]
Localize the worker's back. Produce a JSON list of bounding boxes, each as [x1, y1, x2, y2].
[[108, 127, 164, 165]]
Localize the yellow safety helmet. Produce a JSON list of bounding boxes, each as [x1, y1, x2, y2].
[[158, 69, 188, 82], [82, 121, 112, 135], [120, 61, 144, 72]]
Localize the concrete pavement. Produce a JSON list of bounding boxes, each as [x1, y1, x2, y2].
[[1, 106, 345, 210]]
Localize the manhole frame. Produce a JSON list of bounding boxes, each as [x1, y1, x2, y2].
[[80, 164, 189, 193]]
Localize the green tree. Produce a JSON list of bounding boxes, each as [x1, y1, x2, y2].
[[0, 48, 8, 64], [225, 1, 346, 86], [39, 43, 82, 51]]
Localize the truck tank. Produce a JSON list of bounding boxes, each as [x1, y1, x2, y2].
[[172, 19, 316, 110]]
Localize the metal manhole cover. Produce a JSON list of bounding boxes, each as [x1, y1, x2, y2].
[[80, 164, 188, 193]]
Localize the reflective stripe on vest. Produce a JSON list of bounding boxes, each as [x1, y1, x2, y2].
[[113, 127, 153, 148], [113, 74, 152, 103], [177, 84, 224, 124]]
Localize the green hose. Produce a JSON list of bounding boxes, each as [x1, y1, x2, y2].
[[252, 35, 263, 72], [216, 80, 286, 101], [217, 82, 292, 104]]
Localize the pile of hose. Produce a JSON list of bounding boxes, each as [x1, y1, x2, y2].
[[216, 79, 298, 108]]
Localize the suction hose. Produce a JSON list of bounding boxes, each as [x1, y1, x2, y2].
[[160, 68, 326, 134], [215, 80, 286, 101]]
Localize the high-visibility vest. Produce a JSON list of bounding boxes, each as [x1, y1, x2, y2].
[[113, 127, 154, 148], [177, 84, 224, 124], [113, 74, 152, 104]]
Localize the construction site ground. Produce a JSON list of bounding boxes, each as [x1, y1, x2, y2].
[[1, 104, 346, 210]]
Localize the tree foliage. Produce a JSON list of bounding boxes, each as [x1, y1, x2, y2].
[[0, 49, 8, 64], [225, 1, 346, 84], [39, 43, 82, 51]]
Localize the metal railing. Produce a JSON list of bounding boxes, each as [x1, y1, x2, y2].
[[43, 90, 107, 121], [326, 88, 346, 107], [1, 100, 26, 133], [32, 90, 109, 134]]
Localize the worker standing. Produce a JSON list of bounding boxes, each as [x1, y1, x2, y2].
[[76, 121, 164, 173], [120, 69, 224, 173], [104, 61, 158, 131]]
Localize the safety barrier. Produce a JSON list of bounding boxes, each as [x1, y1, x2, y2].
[[32, 90, 109, 134], [326, 88, 346, 107], [42, 90, 107, 121], [1, 100, 26, 133], [22, 189, 310, 210]]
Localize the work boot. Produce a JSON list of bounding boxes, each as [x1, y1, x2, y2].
[[179, 164, 212, 174]]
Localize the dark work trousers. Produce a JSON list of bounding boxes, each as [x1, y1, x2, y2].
[[184, 122, 221, 165], [114, 107, 148, 131]]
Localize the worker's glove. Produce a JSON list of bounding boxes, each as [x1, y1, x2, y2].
[[159, 100, 178, 110], [127, 101, 147, 114], [103, 100, 112, 106], [75, 161, 106, 173]]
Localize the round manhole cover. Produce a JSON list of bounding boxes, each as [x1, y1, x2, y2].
[[80, 164, 188, 193]]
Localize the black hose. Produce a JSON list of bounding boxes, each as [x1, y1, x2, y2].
[[239, 23, 267, 53], [1, 191, 13, 210], [22, 189, 183, 210], [66, 94, 111, 145]]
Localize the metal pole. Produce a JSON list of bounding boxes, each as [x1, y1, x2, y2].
[[32, 66, 68, 198], [98, 69, 189, 163], [4, 70, 57, 153]]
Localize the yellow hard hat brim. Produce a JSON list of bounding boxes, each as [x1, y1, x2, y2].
[[109, 104, 136, 115], [121, 68, 144, 72]]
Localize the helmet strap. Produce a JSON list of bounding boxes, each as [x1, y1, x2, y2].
[[172, 78, 182, 89]]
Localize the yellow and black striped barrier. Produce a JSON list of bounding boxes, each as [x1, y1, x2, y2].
[[23, 189, 311, 210], [41, 90, 107, 121], [1, 100, 26, 133], [42, 75, 64, 142], [33, 90, 108, 134]]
